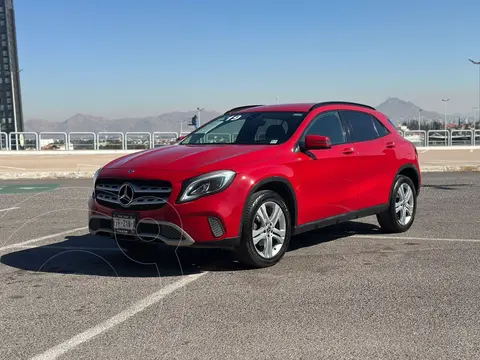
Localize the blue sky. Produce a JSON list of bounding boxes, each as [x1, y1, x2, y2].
[[15, 0, 480, 120]]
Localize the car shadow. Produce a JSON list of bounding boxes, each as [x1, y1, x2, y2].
[[0, 221, 383, 277], [422, 183, 472, 191]]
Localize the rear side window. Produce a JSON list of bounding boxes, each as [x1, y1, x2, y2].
[[387, 118, 402, 134], [372, 116, 390, 137], [340, 110, 389, 142]]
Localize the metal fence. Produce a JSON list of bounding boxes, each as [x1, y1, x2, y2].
[[399, 130, 480, 147], [0, 130, 479, 151]]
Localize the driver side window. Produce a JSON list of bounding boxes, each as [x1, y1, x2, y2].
[[302, 111, 347, 146]]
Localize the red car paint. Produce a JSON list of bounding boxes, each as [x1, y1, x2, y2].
[[88, 102, 421, 261]]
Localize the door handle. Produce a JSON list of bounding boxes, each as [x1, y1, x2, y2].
[[342, 147, 355, 155], [386, 141, 396, 148]]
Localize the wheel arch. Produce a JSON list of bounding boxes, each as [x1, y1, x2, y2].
[[239, 176, 298, 237], [392, 164, 421, 200]]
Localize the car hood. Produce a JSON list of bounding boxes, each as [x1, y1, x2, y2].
[[104, 144, 280, 172]]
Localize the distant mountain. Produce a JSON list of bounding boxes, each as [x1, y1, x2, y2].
[[25, 110, 222, 134], [24, 99, 456, 132], [376, 98, 443, 124]]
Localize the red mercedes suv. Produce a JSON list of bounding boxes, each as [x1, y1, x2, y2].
[[88, 102, 421, 268]]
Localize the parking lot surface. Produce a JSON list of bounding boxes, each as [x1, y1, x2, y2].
[[1, 173, 480, 359]]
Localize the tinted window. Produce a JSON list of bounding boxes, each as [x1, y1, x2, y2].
[[372, 115, 390, 137], [302, 111, 346, 145], [387, 118, 402, 134], [180, 111, 306, 145], [340, 110, 386, 142]]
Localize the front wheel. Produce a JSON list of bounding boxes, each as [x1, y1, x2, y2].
[[376, 175, 417, 233], [236, 190, 292, 268]]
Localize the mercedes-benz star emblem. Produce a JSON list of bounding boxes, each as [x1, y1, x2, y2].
[[118, 183, 134, 207]]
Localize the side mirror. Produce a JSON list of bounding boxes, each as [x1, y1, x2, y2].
[[304, 135, 331, 150]]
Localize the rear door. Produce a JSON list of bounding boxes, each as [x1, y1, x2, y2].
[[294, 110, 358, 224], [339, 110, 398, 209]]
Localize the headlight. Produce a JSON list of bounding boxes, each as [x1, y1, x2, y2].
[[177, 170, 236, 203]]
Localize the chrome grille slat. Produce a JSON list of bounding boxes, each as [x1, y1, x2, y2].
[[96, 184, 121, 191], [96, 184, 171, 193], [95, 178, 172, 210]]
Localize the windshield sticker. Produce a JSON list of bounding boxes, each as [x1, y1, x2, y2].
[[225, 115, 242, 121], [270, 139, 278, 144]]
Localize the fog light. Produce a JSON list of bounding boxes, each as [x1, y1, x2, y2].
[[208, 217, 224, 238]]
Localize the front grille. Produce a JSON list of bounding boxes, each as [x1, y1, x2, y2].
[[95, 178, 172, 210]]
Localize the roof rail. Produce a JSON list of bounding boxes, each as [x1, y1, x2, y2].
[[224, 105, 264, 114], [309, 101, 376, 112]]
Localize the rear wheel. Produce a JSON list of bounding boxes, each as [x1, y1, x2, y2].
[[236, 190, 291, 268], [376, 175, 417, 233]]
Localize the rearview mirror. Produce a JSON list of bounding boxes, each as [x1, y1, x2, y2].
[[304, 135, 331, 150]]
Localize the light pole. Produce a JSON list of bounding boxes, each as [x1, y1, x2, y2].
[[196, 107, 204, 128], [178, 118, 191, 135], [468, 59, 479, 137], [418, 109, 422, 131], [441, 98, 449, 131]]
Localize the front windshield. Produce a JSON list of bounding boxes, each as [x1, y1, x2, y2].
[[179, 111, 307, 145]]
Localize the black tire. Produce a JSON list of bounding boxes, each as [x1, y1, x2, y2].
[[236, 190, 292, 268], [376, 174, 417, 233]]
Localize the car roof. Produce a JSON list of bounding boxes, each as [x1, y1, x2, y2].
[[229, 102, 376, 114]]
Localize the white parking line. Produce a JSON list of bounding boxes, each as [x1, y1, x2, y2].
[[76, 164, 99, 167], [351, 234, 480, 243], [0, 227, 87, 252], [0, 207, 20, 212], [30, 272, 207, 360]]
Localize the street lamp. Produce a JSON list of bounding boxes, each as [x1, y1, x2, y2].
[[418, 109, 422, 131], [441, 98, 449, 131], [468, 59, 479, 139], [196, 107, 204, 128]]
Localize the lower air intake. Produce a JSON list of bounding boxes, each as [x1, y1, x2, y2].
[[208, 217, 224, 238]]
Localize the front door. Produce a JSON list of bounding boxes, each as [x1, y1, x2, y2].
[[294, 110, 358, 225]]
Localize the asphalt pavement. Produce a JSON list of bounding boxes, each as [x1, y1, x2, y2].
[[1, 173, 480, 359]]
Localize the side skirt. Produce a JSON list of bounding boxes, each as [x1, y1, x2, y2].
[[293, 204, 389, 236]]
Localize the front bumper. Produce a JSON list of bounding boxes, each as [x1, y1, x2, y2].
[[88, 168, 250, 248], [89, 213, 196, 247], [87, 177, 246, 249]]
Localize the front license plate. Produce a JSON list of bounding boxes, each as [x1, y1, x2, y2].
[[112, 213, 137, 235]]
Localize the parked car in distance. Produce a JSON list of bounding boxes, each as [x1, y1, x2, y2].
[[88, 101, 421, 268]]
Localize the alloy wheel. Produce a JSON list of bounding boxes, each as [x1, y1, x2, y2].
[[251, 201, 287, 259], [395, 182, 415, 226]]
